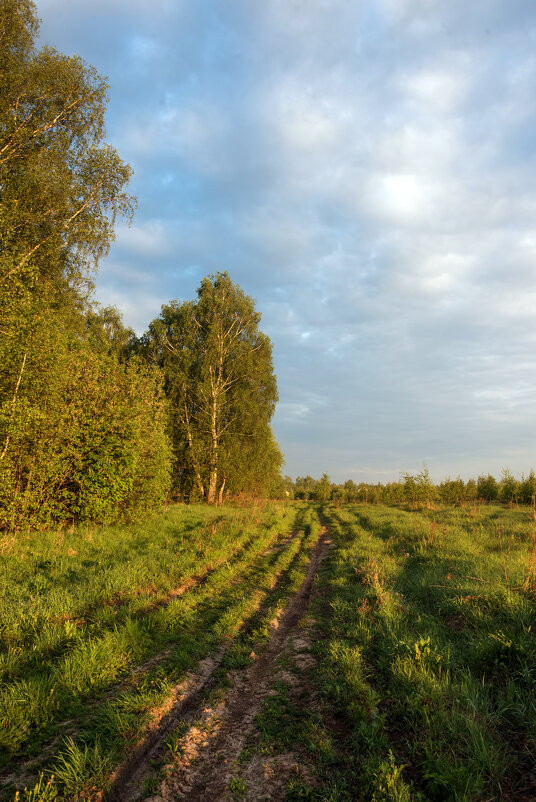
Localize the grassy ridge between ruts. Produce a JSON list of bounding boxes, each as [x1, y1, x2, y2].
[[0, 501, 321, 801], [308, 503, 536, 801]]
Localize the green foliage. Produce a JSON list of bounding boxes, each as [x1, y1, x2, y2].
[[477, 474, 499, 502], [0, 0, 135, 301], [438, 476, 465, 505], [13, 773, 58, 802], [52, 737, 112, 798], [370, 751, 416, 802], [402, 465, 436, 509], [519, 469, 536, 506], [139, 271, 282, 503], [294, 476, 318, 500], [0, 312, 171, 528], [499, 468, 520, 505], [0, 1, 171, 529], [314, 473, 332, 503], [344, 479, 360, 502], [289, 467, 536, 511]]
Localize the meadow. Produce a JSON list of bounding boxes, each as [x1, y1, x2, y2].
[[2, 501, 536, 801], [0, 502, 322, 800], [299, 503, 536, 801]]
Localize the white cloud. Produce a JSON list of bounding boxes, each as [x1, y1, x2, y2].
[[403, 63, 470, 114], [368, 172, 432, 225], [32, 0, 536, 481], [114, 221, 170, 259]]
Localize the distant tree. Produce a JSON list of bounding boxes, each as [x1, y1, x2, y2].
[[464, 478, 478, 504], [477, 474, 498, 502], [439, 477, 465, 506], [344, 479, 359, 503], [357, 483, 380, 504], [294, 476, 316, 500], [381, 482, 405, 505], [499, 468, 520, 505], [331, 485, 347, 506], [283, 475, 295, 498], [140, 272, 281, 503], [403, 465, 436, 509], [314, 473, 332, 503], [520, 470, 536, 507]]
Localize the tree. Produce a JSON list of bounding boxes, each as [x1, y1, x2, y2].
[[477, 474, 498, 503], [403, 465, 436, 509], [0, 0, 135, 470], [294, 476, 316, 500], [140, 272, 281, 503], [314, 473, 332, 503], [0, 1, 171, 529], [0, 0, 134, 296], [520, 470, 536, 507], [464, 478, 478, 504], [0, 301, 171, 529], [85, 305, 136, 359], [438, 477, 465, 506], [344, 479, 359, 503]]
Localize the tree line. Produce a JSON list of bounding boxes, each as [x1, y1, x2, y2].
[[288, 468, 536, 509], [0, 1, 282, 530]]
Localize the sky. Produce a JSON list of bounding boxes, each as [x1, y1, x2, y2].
[[34, 0, 536, 484]]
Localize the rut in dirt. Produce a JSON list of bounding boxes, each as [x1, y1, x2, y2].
[[109, 515, 331, 802]]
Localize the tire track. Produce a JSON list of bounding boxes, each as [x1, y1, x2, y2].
[[111, 516, 331, 802]]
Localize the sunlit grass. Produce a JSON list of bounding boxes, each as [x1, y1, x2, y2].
[[311, 503, 536, 801], [2, 501, 320, 800]]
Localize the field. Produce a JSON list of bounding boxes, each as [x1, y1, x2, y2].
[[315, 504, 536, 801], [1, 502, 536, 801]]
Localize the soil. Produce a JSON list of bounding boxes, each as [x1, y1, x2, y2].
[[108, 520, 331, 802]]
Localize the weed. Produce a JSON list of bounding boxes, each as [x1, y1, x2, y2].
[[228, 775, 247, 798], [141, 773, 160, 796], [52, 737, 112, 798], [164, 721, 190, 756], [523, 529, 536, 592], [369, 751, 418, 802], [13, 774, 58, 802]]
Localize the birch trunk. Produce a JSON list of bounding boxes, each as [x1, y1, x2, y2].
[[0, 350, 27, 462], [206, 389, 219, 504], [217, 476, 226, 506]]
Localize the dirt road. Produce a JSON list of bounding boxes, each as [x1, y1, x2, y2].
[[109, 521, 331, 802]]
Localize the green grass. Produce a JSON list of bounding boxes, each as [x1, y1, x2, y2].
[[9, 501, 534, 801], [1, 501, 320, 800], [308, 503, 536, 801]]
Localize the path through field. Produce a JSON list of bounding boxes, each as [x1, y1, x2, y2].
[[110, 520, 331, 802]]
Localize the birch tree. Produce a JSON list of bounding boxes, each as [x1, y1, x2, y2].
[[0, 1, 171, 529], [0, 0, 134, 468], [141, 272, 282, 503]]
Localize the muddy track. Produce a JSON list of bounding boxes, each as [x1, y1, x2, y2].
[[109, 517, 331, 802], [1, 526, 309, 798]]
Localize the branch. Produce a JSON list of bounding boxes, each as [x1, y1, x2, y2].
[[0, 177, 103, 286], [0, 350, 27, 462]]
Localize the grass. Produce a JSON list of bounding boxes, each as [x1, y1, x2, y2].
[[1, 500, 320, 800], [307, 503, 536, 801], [7, 500, 536, 801]]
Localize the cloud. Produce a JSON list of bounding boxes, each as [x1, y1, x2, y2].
[[33, 0, 536, 482]]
